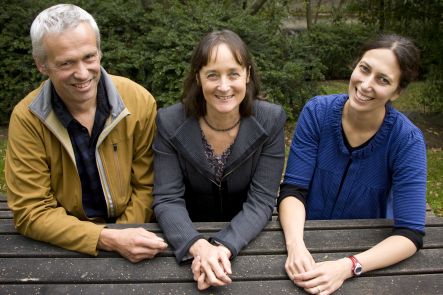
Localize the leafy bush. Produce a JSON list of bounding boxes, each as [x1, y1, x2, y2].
[[1, 0, 440, 126], [0, 0, 323, 123], [421, 65, 443, 114], [294, 23, 377, 80], [0, 1, 46, 125]]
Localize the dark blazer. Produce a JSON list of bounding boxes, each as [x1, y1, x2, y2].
[[153, 100, 286, 262]]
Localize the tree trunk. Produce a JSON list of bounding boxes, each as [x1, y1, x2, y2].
[[378, 0, 385, 32], [306, 0, 312, 30], [314, 0, 323, 24]]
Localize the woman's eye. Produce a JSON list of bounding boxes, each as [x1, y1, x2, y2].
[[379, 77, 390, 85], [207, 73, 218, 80], [359, 65, 369, 72]]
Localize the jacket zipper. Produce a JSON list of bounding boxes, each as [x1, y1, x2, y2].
[[113, 143, 124, 198], [329, 155, 352, 218], [95, 110, 130, 218]]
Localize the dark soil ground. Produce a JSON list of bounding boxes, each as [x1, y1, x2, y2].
[[402, 112, 443, 149]]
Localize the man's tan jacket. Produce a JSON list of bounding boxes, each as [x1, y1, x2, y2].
[[6, 69, 156, 255]]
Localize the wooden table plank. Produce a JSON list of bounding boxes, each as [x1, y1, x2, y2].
[[1, 249, 442, 284], [0, 211, 12, 219], [1, 274, 442, 295], [1, 215, 443, 230], [0, 215, 441, 294], [1, 224, 442, 257]]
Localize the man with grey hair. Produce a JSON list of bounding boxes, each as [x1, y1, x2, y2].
[[5, 4, 167, 262]]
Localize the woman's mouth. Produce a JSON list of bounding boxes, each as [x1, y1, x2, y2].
[[216, 95, 234, 101], [355, 89, 373, 102]]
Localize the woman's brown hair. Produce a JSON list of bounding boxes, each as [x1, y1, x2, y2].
[[181, 29, 263, 118]]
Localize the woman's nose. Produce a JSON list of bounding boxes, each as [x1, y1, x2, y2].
[[360, 76, 374, 91], [217, 76, 230, 92]]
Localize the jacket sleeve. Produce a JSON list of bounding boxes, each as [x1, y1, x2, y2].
[[390, 127, 427, 234], [281, 97, 323, 189], [115, 91, 157, 224], [152, 111, 204, 263], [5, 105, 104, 256], [211, 105, 287, 258]]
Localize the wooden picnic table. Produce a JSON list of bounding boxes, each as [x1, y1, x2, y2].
[[1, 193, 443, 294]]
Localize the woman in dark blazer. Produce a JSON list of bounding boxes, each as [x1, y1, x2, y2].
[[153, 29, 286, 290]]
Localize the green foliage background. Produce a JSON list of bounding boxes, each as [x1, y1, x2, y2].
[[0, 0, 442, 124], [0, 0, 323, 122]]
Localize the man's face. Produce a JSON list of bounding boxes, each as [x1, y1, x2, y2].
[[36, 22, 101, 109]]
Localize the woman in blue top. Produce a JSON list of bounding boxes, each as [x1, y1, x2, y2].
[[278, 34, 426, 294]]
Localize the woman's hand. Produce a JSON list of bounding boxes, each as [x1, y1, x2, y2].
[[189, 239, 232, 290], [285, 241, 316, 281], [293, 258, 352, 294]]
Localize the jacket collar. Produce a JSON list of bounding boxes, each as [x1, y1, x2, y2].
[[28, 67, 125, 122], [170, 110, 268, 182], [27, 67, 129, 162]]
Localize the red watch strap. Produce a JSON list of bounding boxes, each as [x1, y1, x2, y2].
[[348, 255, 360, 276]]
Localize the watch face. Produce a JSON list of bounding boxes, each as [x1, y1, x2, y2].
[[354, 264, 363, 275]]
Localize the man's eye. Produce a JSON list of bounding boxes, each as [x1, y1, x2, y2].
[[86, 54, 97, 61], [58, 62, 71, 68]]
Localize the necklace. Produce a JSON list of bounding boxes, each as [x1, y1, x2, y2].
[[203, 116, 241, 132]]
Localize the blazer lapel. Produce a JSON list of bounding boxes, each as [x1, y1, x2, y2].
[[170, 114, 268, 182], [225, 115, 268, 173], [170, 117, 214, 177]]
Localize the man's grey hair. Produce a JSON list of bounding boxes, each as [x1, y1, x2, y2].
[[30, 4, 101, 63]]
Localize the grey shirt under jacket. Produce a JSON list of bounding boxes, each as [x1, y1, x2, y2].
[[153, 100, 286, 263]]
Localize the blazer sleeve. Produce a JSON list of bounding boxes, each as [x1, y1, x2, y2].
[[211, 104, 287, 258], [152, 109, 204, 263]]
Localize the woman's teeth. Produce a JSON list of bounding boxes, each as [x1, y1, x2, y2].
[[217, 95, 233, 100], [356, 90, 373, 101]]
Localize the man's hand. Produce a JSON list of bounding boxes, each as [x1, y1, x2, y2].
[[98, 228, 167, 263], [189, 239, 232, 290]]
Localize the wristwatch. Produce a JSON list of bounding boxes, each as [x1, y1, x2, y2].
[[348, 255, 363, 276]]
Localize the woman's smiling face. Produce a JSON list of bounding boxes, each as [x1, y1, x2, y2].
[[348, 48, 402, 114], [198, 43, 249, 117]]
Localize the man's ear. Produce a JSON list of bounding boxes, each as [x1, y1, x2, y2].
[[34, 58, 48, 75]]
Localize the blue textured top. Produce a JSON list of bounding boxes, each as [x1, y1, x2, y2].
[[283, 94, 427, 232]]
